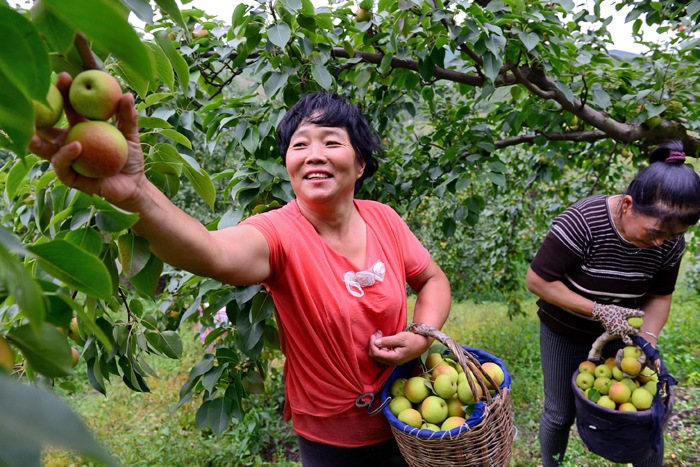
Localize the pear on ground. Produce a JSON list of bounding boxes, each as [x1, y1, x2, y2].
[[389, 396, 412, 417]]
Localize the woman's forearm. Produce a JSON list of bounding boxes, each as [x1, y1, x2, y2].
[[639, 293, 672, 347], [525, 267, 595, 316]]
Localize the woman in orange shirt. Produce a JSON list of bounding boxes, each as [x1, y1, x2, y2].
[[31, 75, 451, 466]]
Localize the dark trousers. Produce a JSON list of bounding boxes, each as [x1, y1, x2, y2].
[[539, 322, 664, 467], [296, 434, 408, 467]]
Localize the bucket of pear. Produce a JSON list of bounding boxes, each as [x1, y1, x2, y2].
[[380, 323, 515, 467], [571, 318, 677, 464]]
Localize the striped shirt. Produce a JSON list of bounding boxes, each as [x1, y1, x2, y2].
[[530, 195, 685, 344]]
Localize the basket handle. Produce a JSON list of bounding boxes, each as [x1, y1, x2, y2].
[[407, 323, 502, 405]]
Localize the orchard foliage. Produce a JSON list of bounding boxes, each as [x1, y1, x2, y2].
[[2, 0, 700, 457]]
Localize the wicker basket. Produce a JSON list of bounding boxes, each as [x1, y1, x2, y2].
[[380, 323, 515, 467]]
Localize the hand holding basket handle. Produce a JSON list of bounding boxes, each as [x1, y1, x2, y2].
[[591, 302, 644, 346]]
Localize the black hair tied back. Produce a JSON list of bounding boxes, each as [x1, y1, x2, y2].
[[626, 140, 700, 227]]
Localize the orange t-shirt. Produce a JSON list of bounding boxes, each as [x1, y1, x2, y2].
[[241, 199, 430, 447]]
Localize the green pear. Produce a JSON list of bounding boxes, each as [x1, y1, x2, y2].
[[421, 396, 448, 424], [446, 395, 466, 418], [71, 347, 80, 368], [0, 336, 14, 372], [389, 396, 412, 417], [618, 402, 637, 412], [457, 379, 482, 404], [433, 374, 457, 399], [597, 395, 616, 410], [608, 382, 631, 404], [594, 364, 612, 379], [69, 70, 122, 121], [67, 317, 86, 346], [404, 376, 430, 403], [440, 416, 466, 431], [623, 346, 642, 359], [593, 377, 612, 395], [66, 122, 128, 178], [420, 422, 440, 431], [33, 83, 64, 129], [576, 372, 595, 390], [644, 381, 657, 397], [397, 408, 422, 428], [390, 378, 406, 398], [425, 353, 443, 371], [631, 388, 653, 410]]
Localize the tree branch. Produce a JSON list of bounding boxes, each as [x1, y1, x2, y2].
[[73, 34, 102, 71], [494, 129, 608, 149]]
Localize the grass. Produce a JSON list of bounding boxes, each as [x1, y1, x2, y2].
[[44, 285, 700, 466]]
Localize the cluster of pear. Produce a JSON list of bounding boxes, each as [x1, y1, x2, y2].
[[33, 70, 128, 179], [576, 343, 659, 412], [388, 352, 504, 433]]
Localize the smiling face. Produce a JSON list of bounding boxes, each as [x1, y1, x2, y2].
[[618, 196, 688, 248], [286, 121, 365, 208]]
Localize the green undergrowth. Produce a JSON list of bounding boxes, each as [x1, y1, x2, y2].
[[43, 288, 699, 466]]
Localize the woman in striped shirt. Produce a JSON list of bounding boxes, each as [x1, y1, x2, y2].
[[526, 140, 700, 467]]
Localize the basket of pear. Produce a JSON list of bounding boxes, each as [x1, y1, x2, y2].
[[571, 317, 677, 464], [380, 323, 514, 467]]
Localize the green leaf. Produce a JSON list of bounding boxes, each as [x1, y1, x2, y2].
[[138, 116, 173, 129], [263, 72, 288, 98], [486, 172, 507, 187], [158, 330, 182, 359], [311, 64, 333, 90], [28, 240, 113, 301], [183, 165, 216, 210], [154, 0, 187, 30], [241, 127, 260, 154], [64, 227, 103, 257], [158, 129, 192, 149], [50, 293, 113, 354], [441, 218, 456, 237], [6, 325, 72, 378], [0, 71, 33, 158], [208, 397, 232, 437], [153, 31, 190, 92], [144, 42, 175, 92], [129, 254, 163, 298], [300, 0, 315, 16], [0, 231, 45, 333], [117, 233, 152, 278], [0, 375, 119, 467], [30, 1, 76, 55], [0, 8, 51, 103], [44, 0, 154, 83], [518, 31, 540, 51], [113, 60, 149, 98], [91, 195, 140, 232], [121, 0, 153, 24], [267, 22, 291, 48], [5, 156, 38, 200]]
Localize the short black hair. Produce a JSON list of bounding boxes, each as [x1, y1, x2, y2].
[[276, 92, 381, 194], [626, 140, 700, 229]]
